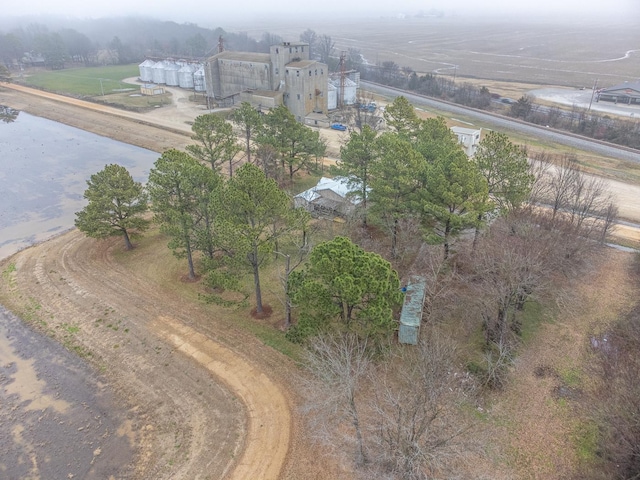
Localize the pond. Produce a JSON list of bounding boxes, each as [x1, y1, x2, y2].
[[0, 110, 157, 259], [0, 109, 159, 478]]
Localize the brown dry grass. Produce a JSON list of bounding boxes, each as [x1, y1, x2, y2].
[[485, 249, 637, 478]]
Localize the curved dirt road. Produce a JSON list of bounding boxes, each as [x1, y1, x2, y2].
[[0, 81, 296, 478], [2, 229, 292, 479]]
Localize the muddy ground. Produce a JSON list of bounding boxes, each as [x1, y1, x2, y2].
[[0, 306, 135, 479]]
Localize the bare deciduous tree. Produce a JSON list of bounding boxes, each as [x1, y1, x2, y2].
[[367, 332, 476, 479], [301, 333, 371, 466], [549, 153, 580, 221]]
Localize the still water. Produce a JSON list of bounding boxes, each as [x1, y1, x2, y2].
[[0, 111, 159, 478], [0, 110, 157, 259]]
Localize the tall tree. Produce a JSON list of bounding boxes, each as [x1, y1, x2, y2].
[[413, 116, 460, 163], [317, 34, 335, 68], [332, 124, 378, 225], [257, 105, 319, 181], [299, 29, 317, 57], [302, 333, 371, 466], [191, 167, 223, 260], [185, 33, 208, 57], [0, 33, 23, 66], [35, 32, 66, 69], [75, 164, 149, 250], [231, 102, 263, 166], [59, 29, 92, 63], [369, 133, 426, 258], [148, 150, 205, 280], [213, 163, 304, 314], [383, 96, 420, 139], [288, 236, 403, 342], [422, 150, 489, 259], [474, 131, 533, 212], [186, 113, 241, 176], [346, 47, 363, 71]]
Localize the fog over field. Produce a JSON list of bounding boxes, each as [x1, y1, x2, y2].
[[2, 0, 638, 24]]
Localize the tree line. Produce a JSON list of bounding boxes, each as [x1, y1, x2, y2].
[[361, 61, 640, 151]]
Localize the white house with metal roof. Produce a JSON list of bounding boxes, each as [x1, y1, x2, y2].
[[294, 176, 361, 217]]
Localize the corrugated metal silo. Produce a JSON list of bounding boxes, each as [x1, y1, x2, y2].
[[193, 66, 206, 92], [178, 64, 196, 89], [152, 61, 167, 85], [342, 78, 358, 105], [139, 59, 155, 82], [327, 82, 338, 110], [165, 62, 180, 86]]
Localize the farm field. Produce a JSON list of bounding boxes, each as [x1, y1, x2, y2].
[[246, 16, 640, 90]]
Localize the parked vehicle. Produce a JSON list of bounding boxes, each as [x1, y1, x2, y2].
[[330, 123, 347, 131]]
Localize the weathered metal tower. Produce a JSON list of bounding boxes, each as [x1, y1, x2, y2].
[[339, 51, 346, 109]]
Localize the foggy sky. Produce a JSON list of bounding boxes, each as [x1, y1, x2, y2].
[[3, 0, 639, 26]]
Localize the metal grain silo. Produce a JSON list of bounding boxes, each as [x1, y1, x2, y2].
[[165, 62, 180, 86], [139, 59, 155, 82], [327, 82, 338, 110], [193, 65, 206, 92], [178, 64, 195, 89], [151, 61, 166, 85]]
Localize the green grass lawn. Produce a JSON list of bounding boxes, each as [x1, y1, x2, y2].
[[22, 65, 140, 97]]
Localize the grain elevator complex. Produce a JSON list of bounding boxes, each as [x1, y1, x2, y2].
[[206, 42, 329, 123], [139, 40, 359, 126]]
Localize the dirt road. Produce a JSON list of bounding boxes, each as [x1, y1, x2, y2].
[[0, 84, 301, 479], [0, 228, 294, 479], [0, 83, 194, 153]]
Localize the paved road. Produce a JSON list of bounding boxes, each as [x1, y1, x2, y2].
[[363, 81, 640, 164]]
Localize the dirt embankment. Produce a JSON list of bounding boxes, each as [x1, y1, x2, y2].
[[0, 84, 193, 153], [0, 84, 338, 479], [0, 229, 301, 479]]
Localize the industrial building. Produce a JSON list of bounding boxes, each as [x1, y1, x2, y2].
[[597, 81, 640, 105], [138, 42, 360, 124], [138, 59, 206, 92], [204, 42, 330, 123]]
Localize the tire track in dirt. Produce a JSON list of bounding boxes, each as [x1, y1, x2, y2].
[[6, 230, 292, 479]]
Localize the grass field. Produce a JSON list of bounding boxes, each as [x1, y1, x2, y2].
[[21, 65, 140, 97], [267, 17, 640, 90]]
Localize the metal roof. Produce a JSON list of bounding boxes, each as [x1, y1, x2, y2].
[[601, 81, 640, 94], [451, 126, 481, 136], [399, 276, 426, 328], [210, 51, 271, 64], [295, 177, 362, 204]]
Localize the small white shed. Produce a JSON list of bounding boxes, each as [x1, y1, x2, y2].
[[451, 126, 482, 157]]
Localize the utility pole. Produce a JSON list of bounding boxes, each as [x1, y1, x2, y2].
[[588, 78, 598, 111], [99, 78, 105, 97], [339, 51, 346, 110], [275, 251, 292, 329]]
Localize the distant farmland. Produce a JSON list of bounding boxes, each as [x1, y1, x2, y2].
[[270, 17, 640, 89]]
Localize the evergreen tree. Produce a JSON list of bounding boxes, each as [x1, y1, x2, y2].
[[75, 164, 149, 250]]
